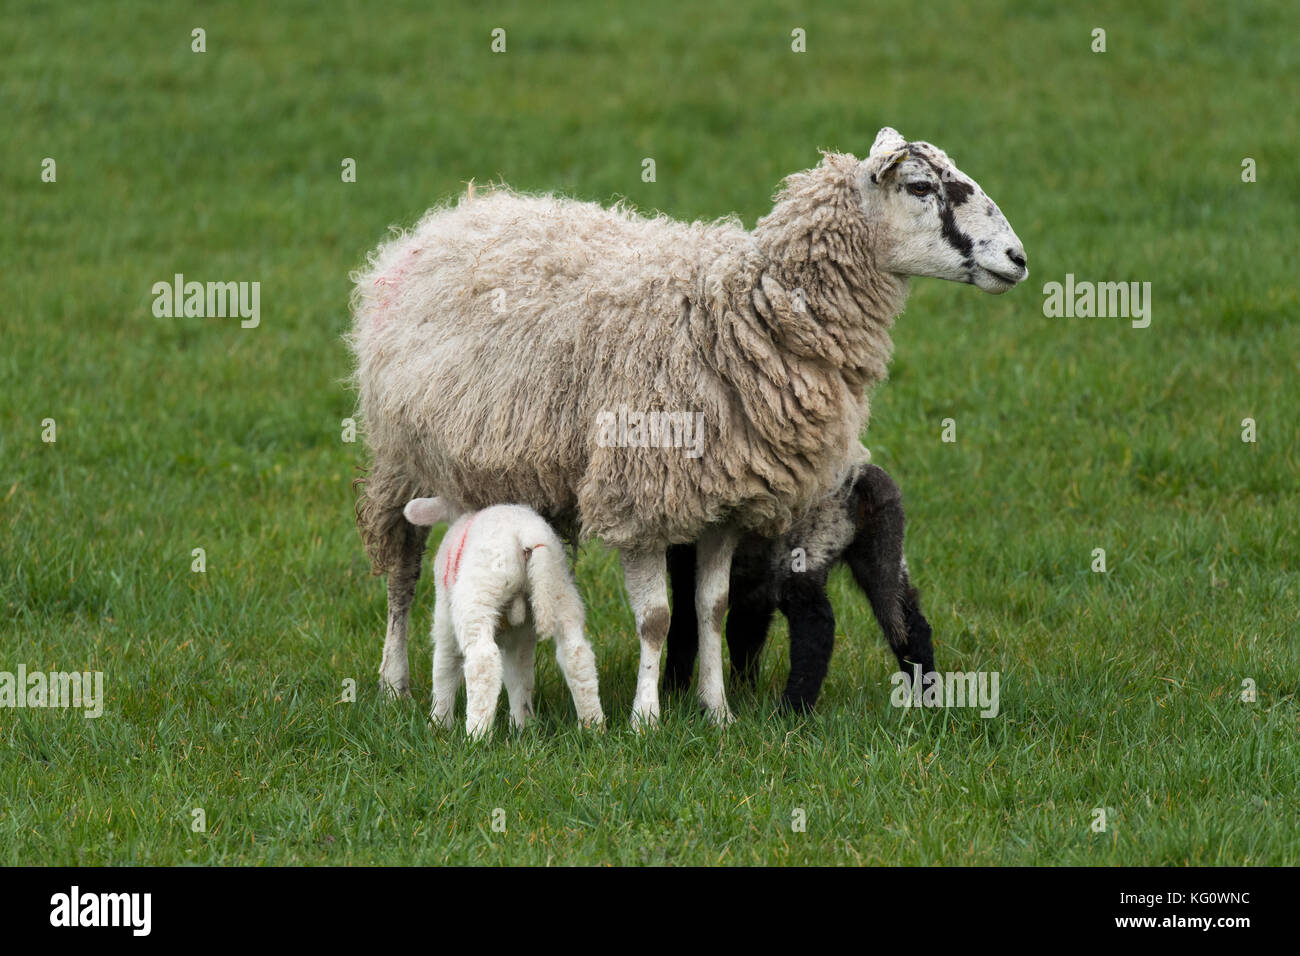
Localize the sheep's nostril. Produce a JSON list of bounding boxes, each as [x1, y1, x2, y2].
[[1006, 248, 1027, 269]]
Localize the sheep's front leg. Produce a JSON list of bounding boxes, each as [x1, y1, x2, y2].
[[619, 547, 669, 729], [379, 521, 430, 698], [695, 526, 738, 725], [500, 627, 537, 730]]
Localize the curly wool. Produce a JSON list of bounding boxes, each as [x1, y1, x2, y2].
[[348, 153, 909, 559]]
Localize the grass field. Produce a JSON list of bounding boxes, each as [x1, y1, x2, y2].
[[2, 0, 1297, 865]]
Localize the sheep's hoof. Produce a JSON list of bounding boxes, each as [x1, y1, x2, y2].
[[705, 705, 735, 727], [379, 678, 411, 700], [630, 708, 659, 732]]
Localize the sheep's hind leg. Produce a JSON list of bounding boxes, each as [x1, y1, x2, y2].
[[694, 526, 738, 726], [378, 519, 430, 699], [620, 548, 670, 729]]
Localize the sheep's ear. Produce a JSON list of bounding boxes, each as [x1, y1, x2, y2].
[[404, 497, 451, 527], [864, 127, 909, 185]]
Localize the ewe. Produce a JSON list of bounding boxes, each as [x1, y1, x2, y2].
[[402, 498, 603, 738], [351, 127, 1026, 727]]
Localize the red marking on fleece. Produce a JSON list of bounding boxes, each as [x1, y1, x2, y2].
[[443, 514, 477, 590], [371, 247, 422, 328]]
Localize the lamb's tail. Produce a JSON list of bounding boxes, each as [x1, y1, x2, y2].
[[523, 539, 582, 641]]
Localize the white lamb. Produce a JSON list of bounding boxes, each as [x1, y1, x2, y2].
[[402, 497, 604, 737]]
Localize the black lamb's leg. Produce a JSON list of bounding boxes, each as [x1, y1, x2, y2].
[[722, 536, 778, 692], [844, 464, 936, 686], [724, 585, 777, 691], [898, 572, 935, 680], [663, 544, 698, 695], [777, 570, 835, 712]]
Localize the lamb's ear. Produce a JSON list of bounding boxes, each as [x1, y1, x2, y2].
[[864, 127, 909, 185], [403, 497, 451, 527]]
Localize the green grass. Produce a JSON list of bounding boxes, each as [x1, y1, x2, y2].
[[2, 0, 1297, 865]]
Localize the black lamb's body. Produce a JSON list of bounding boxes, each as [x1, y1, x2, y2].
[[664, 462, 935, 711]]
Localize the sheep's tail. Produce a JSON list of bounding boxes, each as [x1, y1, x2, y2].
[[524, 540, 581, 641]]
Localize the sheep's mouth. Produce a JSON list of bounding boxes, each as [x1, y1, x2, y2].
[[972, 264, 1024, 294]]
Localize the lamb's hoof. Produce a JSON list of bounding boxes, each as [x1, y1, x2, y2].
[[581, 713, 606, 731], [778, 695, 815, 715], [379, 678, 411, 700]]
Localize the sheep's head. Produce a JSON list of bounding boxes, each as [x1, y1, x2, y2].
[[860, 127, 1027, 294]]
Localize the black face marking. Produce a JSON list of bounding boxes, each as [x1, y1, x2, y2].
[[908, 141, 976, 255], [945, 179, 974, 206], [939, 205, 973, 257]]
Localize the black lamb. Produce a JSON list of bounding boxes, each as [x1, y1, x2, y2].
[[664, 461, 935, 711]]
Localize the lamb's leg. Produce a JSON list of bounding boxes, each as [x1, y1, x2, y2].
[[378, 518, 430, 699], [778, 570, 835, 711], [500, 627, 537, 731], [897, 564, 935, 678], [553, 621, 604, 728], [458, 611, 502, 739], [619, 547, 670, 729], [694, 526, 737, 726], [663, 544, 698, 694], [843, 465, 936, 686], [430, 596, 461, 730], [725, 585, 777, 691]]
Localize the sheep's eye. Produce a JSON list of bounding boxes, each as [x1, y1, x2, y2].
[[906, 182, 933, 197]]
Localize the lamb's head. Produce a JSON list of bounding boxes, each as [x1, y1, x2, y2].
[[859, 127, 1027, 294]]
